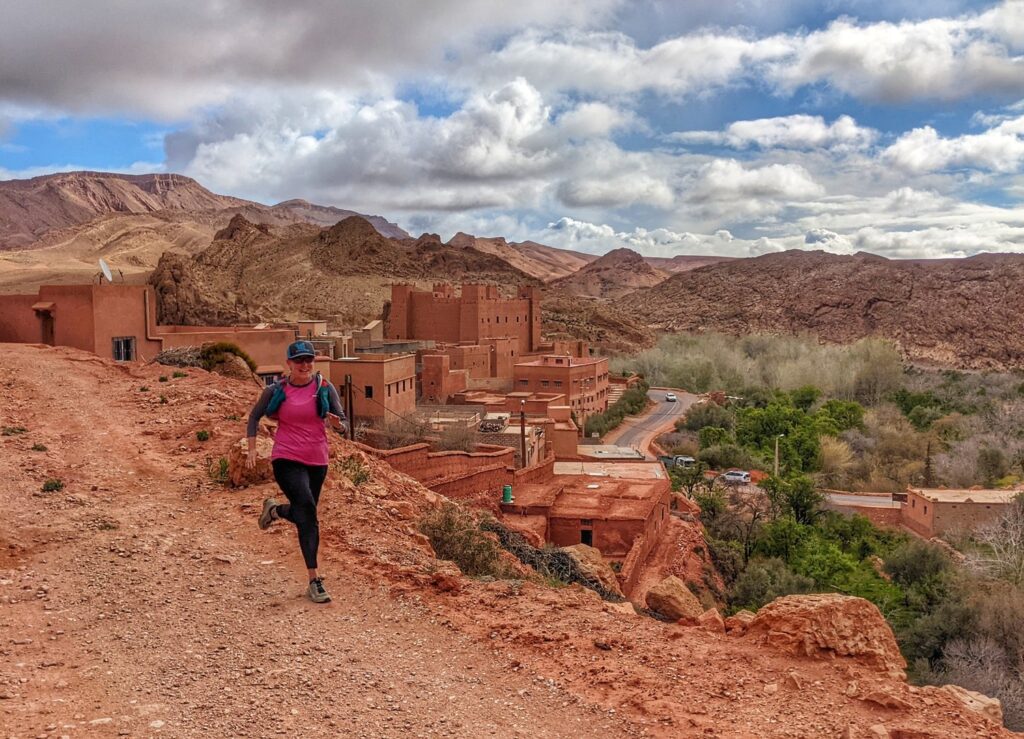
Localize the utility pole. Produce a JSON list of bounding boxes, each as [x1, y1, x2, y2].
[[520, 400, 527, 469], [345, 374, 355, 440]]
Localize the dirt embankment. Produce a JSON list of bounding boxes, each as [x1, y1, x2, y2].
[[0, 344, 1014, 738]]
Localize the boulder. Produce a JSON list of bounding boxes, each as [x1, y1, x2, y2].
[[724, 609, 756, 634], [645, 575, 704, 622], [940, 685, 1002, 725], [210, 353, 254, 381], [562, 544, 624, 597], [698, 607, 725, 633], [744, 594, 906, 679], [227, 436, 274, 487]]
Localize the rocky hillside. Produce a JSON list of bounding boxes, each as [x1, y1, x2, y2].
[[1, 343, 1012, 737], [0, 171, 408, 250], [623, 250, 1024, 369], [448, 232, 596, 282], [550, 247, 668, 299], [150, 214, 538, 326], [645, 254, 735, 274]]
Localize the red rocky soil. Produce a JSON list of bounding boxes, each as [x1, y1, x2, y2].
[[0, 344, 1015, 738]]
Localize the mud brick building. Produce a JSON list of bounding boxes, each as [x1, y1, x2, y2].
[[0, 284, 295, 378], [326, 353, 417, 422], [901, 487, 1019, 538], [512, 354, 610, 424], [388, 283, 541, 357]]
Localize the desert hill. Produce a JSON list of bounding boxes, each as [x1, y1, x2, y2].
[[0, 172, 408, 294], [622, 250, 1024, 369], [448, 231, 597, 282], [645, 254, 735, 274], [1, 343, 1011, 737], [150, 214, 539, 326], [550, 247, 668, 299]]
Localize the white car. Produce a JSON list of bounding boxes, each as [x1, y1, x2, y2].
[[722, 470, 751, 485], [665, 393, 677, 402]]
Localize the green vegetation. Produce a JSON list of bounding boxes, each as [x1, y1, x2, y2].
[[41, 479, 64, 492], [209, 457, 230, 484], [2, 426, 27, 436], [338, 455, 370, 486], [200, 342, 257, 372], [584, 378, 650, 437], [31, 443, 47, 452], [172, 370, 188, 379], [195, 429, 210, 442], [139, 386, 149, 392], [159, 395, 168, 404], [419, 503, 513, 578], [158, 376, 168, 383]]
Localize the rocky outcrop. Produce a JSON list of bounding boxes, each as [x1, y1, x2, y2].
[[645, 575, 704, 621], [623, 250, 1024, 369], [724, 609, 756, 634], [744, 594, 907, 679], [941, 685, 1003, 725], [550, 247, 668, 299], [448, 232, 595, 282], [227, 436, 274, 488], [561, 544, 624, 598]]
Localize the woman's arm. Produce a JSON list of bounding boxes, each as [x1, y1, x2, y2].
[[326, 383, 349, 436], [246, 386, 275, 455]]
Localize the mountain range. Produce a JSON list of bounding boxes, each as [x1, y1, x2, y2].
[[3, 170, 1024, 368]]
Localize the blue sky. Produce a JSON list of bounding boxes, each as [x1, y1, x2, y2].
[[2, 0, 1024, 258]]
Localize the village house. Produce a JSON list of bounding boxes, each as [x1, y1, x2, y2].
[[901, 487, 1019, 538], [512, 353, 610, 426]]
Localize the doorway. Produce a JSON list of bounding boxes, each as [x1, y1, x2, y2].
[[39, 312, 54, 345], [580, 529, 593, 546]]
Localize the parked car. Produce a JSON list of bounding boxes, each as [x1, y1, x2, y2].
[[658, 455, 696, 469], [665, 393, 677, 402], [721, 470, 751, 485]]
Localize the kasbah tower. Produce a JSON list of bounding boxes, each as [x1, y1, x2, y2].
[[387, 283, 542, 358]]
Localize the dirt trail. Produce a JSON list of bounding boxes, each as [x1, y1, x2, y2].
[[0, 346, 635, 738], [0, 345, 1015, 738]]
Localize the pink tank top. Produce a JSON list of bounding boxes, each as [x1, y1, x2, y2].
[[271, 380, 329, 466]]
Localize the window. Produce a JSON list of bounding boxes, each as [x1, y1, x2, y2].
[[924, 505, 928, 514], [541, 380, 549, 387], [519, 379, 529, 387], [259, 373, 280, 386], [365, 385, 374, 399], [554, 380, 562, 387], [387, 383, 392, 398], [112, 336, 136, 362]]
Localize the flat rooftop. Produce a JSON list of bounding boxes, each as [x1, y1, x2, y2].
[[576, 445, 645, 461], [504, 477, 666, 521], [909, 488, 1021, 504], [553, 460, 665, 480]]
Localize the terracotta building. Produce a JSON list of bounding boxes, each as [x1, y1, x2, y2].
[[326, 353, 417, 422], [512, 354, 609, 424], [0, 284, 295, 378], [901, 487, 1019, 538], [388, 283, 541, 357], [420, 354, 470, 404]]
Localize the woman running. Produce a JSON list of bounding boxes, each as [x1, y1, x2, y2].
[[246, 340, 348, 603]]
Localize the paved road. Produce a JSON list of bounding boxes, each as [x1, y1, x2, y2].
[[611, 388, 698, 458], [827, 492, 901, 508]]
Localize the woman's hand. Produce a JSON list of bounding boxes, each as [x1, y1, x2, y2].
[[245, 437, 258, 470], [327, 412, 346, 432]]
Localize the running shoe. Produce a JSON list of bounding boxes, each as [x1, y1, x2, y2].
[[308, 577, 331, 604], [258, 497, 279, 530]]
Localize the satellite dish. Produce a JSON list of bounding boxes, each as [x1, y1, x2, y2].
[[98, 258, 113, 283]]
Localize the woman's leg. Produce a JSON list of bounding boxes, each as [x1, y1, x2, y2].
[[271, 459, 320, 574]]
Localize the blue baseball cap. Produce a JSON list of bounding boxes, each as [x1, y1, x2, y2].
[[287, 340, 316, 360]]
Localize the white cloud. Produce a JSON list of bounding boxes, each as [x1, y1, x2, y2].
[[883, 116, 1024, 173], [671, 114, 877, 151], [689, 159, 824, 202]]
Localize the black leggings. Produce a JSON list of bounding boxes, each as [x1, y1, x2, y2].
[[271, 459, 329, 570]]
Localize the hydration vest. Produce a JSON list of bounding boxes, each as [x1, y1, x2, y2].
[[266, 372, 331, 419]]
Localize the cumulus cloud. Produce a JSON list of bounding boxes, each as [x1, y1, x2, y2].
[[670, 114, 877, 151], [688, 159, 824, 202], [883, 116, 1024, 173], [0, 0, 619, 118]]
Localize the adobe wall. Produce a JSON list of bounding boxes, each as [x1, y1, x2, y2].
[[158, 327, 294, 370], [328, 355, 416, 420], [932, 500, 1010, 536], [0, 294, 42, 343], [901, 491, 937, 538], [619, 534, 652, 598], [37, 285, 96, 354], [824, 501, 903, 529]]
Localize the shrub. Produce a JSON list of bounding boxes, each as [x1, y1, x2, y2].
[[584, 380, 650, 437], [199, 342, 257, 372], [1, 426, 27, 436], [436, 424, 478, 453], [172, 370, 188, 378], [158, 376, 168, 383], [728, 557, 814, 611], [196, 430, 210, 442], [698, 443, 759, 471], [681, 402, 735, 432], [159, 395, 168, 404], [209, 457, 230, 484], [41, 479, 64, 492], [31, 443, 47, 452], [698, 426, 732, 448], [139, 386, 149, 392], [419, 503, 510, 578], [977, 447, 1009, 487], [884, 539, 953, 589], [338, 455, 370, 486]]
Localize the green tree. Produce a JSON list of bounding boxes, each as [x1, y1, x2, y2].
[[670, 461, 710, 498], [790, 385, 822, 412], [976, 447, 1008, 487], [698, 426, 732, 448]]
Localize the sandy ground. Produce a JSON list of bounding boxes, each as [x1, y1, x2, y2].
[[0, 345, 1014, 739]]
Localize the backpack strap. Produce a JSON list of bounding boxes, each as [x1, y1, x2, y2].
[[265, 377, 288, 417], [315, 372, 331, 419]]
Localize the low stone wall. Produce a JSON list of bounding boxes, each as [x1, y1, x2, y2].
[[512, 455, 554, 485], [618, 533, 653, 599]]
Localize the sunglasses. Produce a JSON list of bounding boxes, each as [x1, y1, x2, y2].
[[291, 356, 315, 365]]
